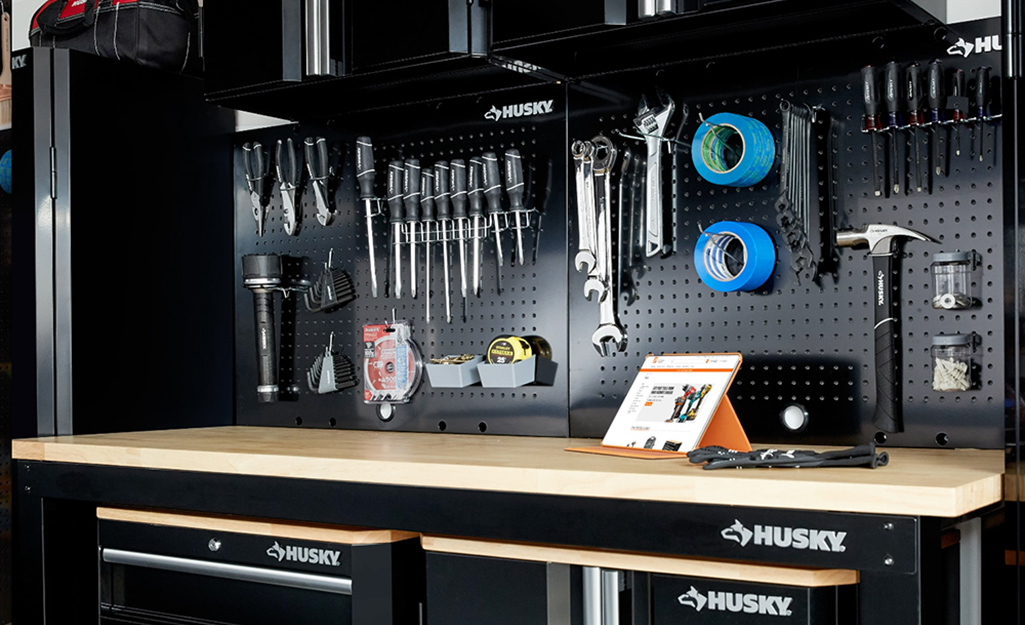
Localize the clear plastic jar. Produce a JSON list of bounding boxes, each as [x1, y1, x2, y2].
[[931, 251, 974, 310], [931, 334, 973, 392]]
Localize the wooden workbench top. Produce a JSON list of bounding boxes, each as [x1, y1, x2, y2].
[[13, 426, 1004, 518]]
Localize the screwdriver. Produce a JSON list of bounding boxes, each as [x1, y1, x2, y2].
[[884, 61, 902, 196], [386, 161, 405, 299], [927, 60, 946, 182], [421, 168, 436, 323], [905, 63, 924, 193], [435, 161, 453, 323], [861, 65, 884, 197], [404, 159, 422, 299], [356, 137, 379, 297], [951, 69, 966, 157], [974, 66, 991, 162], [482, 152, 505, 294], [450, 159, 469, 304], [468, 157, 485, 296], [504, 149, 528, 266]]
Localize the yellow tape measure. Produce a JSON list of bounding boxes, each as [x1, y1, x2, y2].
[[486, 335, 551, 364]]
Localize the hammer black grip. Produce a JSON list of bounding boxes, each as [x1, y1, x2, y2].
[[872, 253, 902, 433]]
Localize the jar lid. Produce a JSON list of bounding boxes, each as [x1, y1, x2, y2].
[[932, 334, 971, 346], [932, 251, 972, 263]]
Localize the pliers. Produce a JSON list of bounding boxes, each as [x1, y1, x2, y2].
[[305, 136, 333, 226], [243, 142, 268, 236], [276, 138, 300, 236]]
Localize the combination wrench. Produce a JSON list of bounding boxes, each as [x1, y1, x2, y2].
[[590, 135, 627, 356]]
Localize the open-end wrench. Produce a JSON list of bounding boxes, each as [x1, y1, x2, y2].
[[590, 137, 626, 356], [572, 140, 597, 274], [634, 89, 674, 257], [585, 136, 614, 301]]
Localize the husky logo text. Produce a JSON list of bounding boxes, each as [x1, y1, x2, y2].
[[721, 520, 847, 552], [266, 541, 342, 567], [947, 35, 1002, 58], [484, 100, 555, 122], [678, 585, 794, 617]]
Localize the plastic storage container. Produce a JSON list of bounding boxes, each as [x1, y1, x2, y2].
[[931, 251, 975, 310], [931, 334, 974, 392]]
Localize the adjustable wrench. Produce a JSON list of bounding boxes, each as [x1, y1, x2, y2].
[[634, 90, 674, 257], [572, 140, 597, 274]]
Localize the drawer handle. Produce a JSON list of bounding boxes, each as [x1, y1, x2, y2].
[[101, 548, 352, 596]]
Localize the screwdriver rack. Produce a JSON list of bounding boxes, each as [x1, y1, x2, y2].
[[234, 17, 1010, 448]]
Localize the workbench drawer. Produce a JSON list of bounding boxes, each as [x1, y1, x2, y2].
[[97, 508, 422, 625]]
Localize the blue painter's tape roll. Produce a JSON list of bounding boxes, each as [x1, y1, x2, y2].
[[691, 112, 775, 187], [694, 222, 776, 292]]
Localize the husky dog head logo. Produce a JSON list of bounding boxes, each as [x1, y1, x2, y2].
[[947, 37, 974, 58], [485, 106, 502, 122], [721, 520, 754, 546], [267, 541, 286, 562], [678, 586, 708, 611]]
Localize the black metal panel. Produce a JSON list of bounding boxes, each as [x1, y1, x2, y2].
[[426, 552, 551, 625], [233, 84, 570, 436], [651, 573, 842, 623], [19, 460, 918, 573], [567, 19, 1007, 449], [0, 126, 12, 625]]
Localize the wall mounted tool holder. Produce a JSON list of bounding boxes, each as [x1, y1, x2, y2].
[[234, 18, 1010, 448]]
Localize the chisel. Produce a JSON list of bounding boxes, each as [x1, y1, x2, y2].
[[884, 61, 902, 196], [861, 66, 884, 197], [974, 66, 991, 162], [927, 60, 946, 183], [355, 137, 379, 297], [482, 152, 505, 294], [905, 63, 924, 193], [952, 69, 966, 157], [504, 149, 527, 266], [404, 159, 422, 299], [387, 161, 404, 299], [435, 161, 453, 323], [468, 157, 485, 296], [421, 167, 436, 323]]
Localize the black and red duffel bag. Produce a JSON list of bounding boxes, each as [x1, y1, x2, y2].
[[29, 0, 199, 73]]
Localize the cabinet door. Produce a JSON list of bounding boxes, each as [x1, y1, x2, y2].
[[203, 0, 306, 96]]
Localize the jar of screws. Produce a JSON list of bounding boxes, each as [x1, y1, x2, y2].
[[931, 251, 977, 310], [931, 334, 975, 392]]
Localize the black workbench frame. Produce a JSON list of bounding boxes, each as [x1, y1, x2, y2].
[[13, 459, 1005, 625]]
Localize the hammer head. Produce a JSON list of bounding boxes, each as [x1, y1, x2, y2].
[[835, 224, 937, 255]]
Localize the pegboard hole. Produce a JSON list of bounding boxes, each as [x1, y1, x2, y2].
[[295, 416, 303, 426], [478, 421, 488, 433], [329, 418, 336, 427], [874, 431, 887, 445], [438, 420, 448, 432], [935, 432, 949, 446]]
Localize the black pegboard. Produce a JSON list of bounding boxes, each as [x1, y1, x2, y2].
[[234, 86, 571, 436], [567, 19, 1006, 448]]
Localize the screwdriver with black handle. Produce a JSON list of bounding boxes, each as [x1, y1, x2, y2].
[[951, 69, 967, 157], [450, 159, 469, 304], [504, 149, 527, 266], [482, 152, 505, 294], [421, 167, 436, 322], [404, 159, 422, 299], [435, 161, 453, 323], [387, 161, 405, 299], [927, 60, 946, 183], [356, 137, 379, 297], [974, 66, 991, 162], [884, 61, 902, 196], [861, 65, 884, 197], [905, 62, 924, 193], [468, 157, 485, 296]]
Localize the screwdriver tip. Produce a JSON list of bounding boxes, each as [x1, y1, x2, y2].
[[874, 190, 882, 197]]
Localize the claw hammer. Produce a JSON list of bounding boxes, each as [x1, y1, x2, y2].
[[836, 224, 936, 433]]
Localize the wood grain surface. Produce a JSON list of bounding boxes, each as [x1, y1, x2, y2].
[[421, 535, 859, 587], [13, 426, 1004, 517]]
